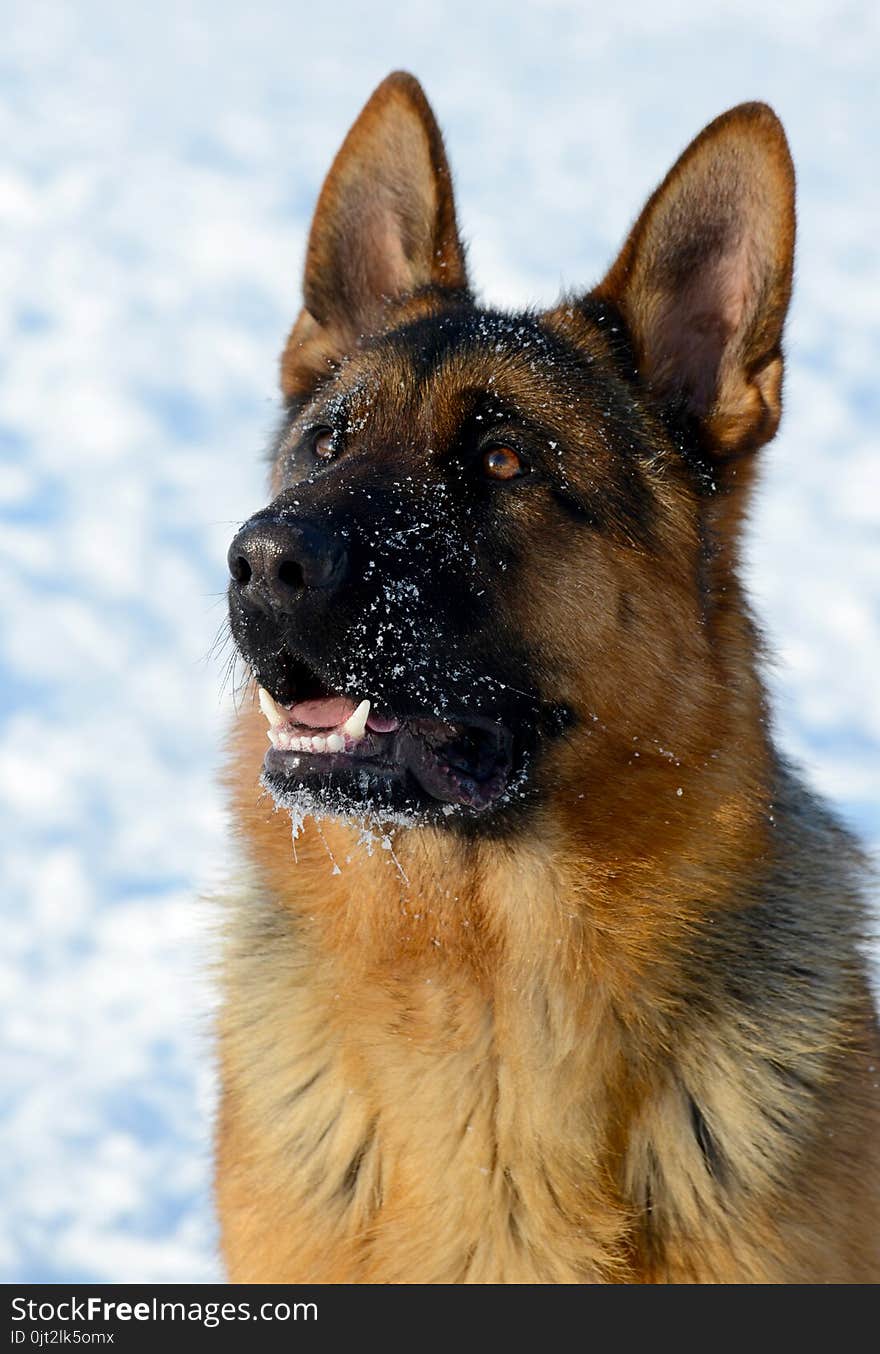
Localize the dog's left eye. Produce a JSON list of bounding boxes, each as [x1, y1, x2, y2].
[[482, 446, 528, 481]]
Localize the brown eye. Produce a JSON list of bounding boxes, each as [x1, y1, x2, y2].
[[313, 429, 335, 460], [483, 446, 526, 481]]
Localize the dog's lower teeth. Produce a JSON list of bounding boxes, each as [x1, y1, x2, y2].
[[262, 692, 375, 754], [270, 729, 363, 755]]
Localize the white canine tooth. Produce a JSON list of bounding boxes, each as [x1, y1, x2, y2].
[[258, 686, 286, 728], [341, 699, 371, 743], [311, 736, 327, 753], [326, 733, 344, 753]]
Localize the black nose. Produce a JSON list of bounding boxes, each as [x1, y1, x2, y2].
[[227, 515, 348, 612]]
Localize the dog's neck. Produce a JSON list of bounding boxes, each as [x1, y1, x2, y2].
[[228, 693, 773, 1021]]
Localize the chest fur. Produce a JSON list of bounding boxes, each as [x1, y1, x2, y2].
[[215, 903, 640, 1282]]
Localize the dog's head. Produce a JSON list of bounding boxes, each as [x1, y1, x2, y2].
[[227, 73, 794, 835]]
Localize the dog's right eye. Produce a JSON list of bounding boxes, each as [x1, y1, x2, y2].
[[311, 428, 336, 460]]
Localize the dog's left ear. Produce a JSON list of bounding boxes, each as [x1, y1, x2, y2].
[[282, 72, 468, 399], [594, 103, 795, 461]]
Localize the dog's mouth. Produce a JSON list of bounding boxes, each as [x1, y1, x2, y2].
[[257, 679, 514, 817]]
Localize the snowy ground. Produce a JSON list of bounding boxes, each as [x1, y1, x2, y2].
[[1, 0, 878, 1283]]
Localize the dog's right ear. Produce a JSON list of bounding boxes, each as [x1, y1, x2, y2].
[[281, 72, 468, 400]]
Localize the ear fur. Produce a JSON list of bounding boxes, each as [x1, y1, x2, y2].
[[281, 72, 467, 400], [594, 103, 796, 462]]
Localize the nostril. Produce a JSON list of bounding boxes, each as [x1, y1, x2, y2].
[[229, 555, 252, 584], [278, 559, 304, 590]]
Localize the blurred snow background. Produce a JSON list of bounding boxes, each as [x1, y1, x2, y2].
[[0, 0, 877, 1282]]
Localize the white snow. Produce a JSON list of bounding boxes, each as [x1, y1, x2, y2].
[[1, 0, 878, 1282]]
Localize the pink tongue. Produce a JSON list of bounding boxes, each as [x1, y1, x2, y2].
[[289, 696, 357, 729], [289, 696, 402, 733]]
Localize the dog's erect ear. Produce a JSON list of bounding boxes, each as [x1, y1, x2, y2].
[[594, 103, 795, 460], [281, 72, 467, 399]]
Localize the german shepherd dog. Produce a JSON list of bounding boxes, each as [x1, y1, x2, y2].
[[218, 73, 879, 1282]]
